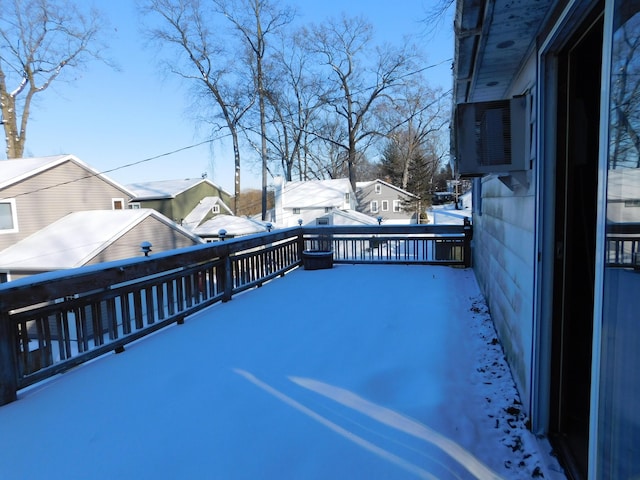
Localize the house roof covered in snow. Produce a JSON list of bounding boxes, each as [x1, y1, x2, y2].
[[0, 209, 202, 271], [283, 179, 352, 208], [182, 196, 233, 230], [328, 209, 379, 225], [193, 215, 269, 237], [126, 178, 231, 200], [0, 154, 133, 195]]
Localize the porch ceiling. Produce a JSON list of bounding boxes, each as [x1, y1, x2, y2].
[[454, 0, 555, 104]]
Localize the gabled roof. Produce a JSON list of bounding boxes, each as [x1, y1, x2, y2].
[[182, 196, 234, 230], [193, 215, 269, 237], [283, 178, 352, 208], [0, 209, 202, 271], [0, 154, 134, 196], [127, 178, 231, 200], [328, 209, 379, 225], [356, 179, 418, 199]]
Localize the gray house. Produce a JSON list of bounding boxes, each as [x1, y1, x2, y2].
[[355, 179, 419, 224], [453, 0, 640, 478], [0, 154, 134, 252]]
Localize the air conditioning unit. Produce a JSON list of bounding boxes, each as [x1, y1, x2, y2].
[[455, 96, 527, 177]]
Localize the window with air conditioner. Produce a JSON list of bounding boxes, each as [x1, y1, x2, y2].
[[455, 96, 527, 176]]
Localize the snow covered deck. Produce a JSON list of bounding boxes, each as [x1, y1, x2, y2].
[[0, 265, 564, 479]]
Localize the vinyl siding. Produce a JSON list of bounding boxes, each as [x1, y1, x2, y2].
[[356, 182, 415, 222], [86, 216, 201, 265], [472, 175, 536, 411], [0, 161, 131, 251]]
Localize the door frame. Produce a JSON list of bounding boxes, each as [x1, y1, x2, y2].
[[532, 0, 611, 478]]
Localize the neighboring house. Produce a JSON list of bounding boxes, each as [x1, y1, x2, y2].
[[0, 154, 135, 252], [193, 214, 270, 241], [355, 179, 419, 224], [272, 177, 357, 227], [0, 209, 203, 281], [453, 0, 640, 478], [126, 178, 233, 229]]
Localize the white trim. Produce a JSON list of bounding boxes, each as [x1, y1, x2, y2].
[[0, 198, 19, 234], [370, 200, 379, 213], [589, 2, 615, 477], [112, 198, 125, 210]]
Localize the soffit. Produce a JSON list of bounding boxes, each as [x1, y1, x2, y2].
[[454, 0, 556, 104]]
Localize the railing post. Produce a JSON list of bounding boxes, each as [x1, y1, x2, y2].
[[0, 313, 18, 405], [297, 228, 305, 263], [463, 217, 473, 268], [222, 253, 233, 302]]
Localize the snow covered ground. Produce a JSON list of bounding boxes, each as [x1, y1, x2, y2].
[[0, 265, 565, 479]]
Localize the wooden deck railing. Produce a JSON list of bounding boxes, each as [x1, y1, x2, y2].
[[0, 223, 472, 405], [606, 223, 640, 267]]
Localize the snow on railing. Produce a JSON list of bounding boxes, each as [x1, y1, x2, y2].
[[0, 223, 472, 406]]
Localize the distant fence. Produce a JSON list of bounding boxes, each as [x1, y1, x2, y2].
[[0, 223, 472, 405]]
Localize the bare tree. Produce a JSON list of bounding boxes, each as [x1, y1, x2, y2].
[[377, 81, 450, 190], [212, 0, 295, 220], [0, 0, 106, 158], [257, 29, 326, 182], [141, 0, 255, 213], [302, 14, 418, 191]]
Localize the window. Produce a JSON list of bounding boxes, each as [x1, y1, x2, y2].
[[316, 217, 329, 225], [393, 200, 402, 212], [596, 3, 640, 477], [325, 207, 332, 213], [0, 272, 8, 283], [112, 198, 125, 210], [129, 203, 141, 209], [382, 200, 389, 211], [375, 184, 382, 194], [293, 208, 300, 214], [0, 199, 18, 233], [212, 204, 220, 214], [370, 200, 379, 213], [344, 193, 350, 203]]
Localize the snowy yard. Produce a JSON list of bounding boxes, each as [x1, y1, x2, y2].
[[0, 265, 564, 479]]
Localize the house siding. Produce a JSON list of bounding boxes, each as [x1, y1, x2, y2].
[[0, 161, 130, 251], [473, 171, 536, 411], [86, 217, 200, 265], [356, 181, 416, 223]]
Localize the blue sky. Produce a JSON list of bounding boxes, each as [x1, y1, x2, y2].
[[19, 1, 454, 194]]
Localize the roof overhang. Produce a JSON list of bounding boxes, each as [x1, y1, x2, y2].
[[454, 0, 556, 104]]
